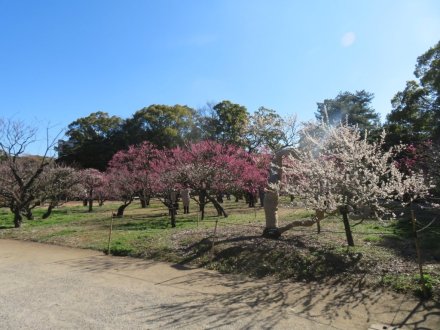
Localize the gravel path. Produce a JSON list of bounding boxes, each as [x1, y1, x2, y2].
[[0, 239, 438, 329]]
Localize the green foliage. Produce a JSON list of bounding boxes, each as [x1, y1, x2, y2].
[[205, 100, 249, 146], [381, 273, 439, 298], [65, 111, 122, 142], [386, 40, 440, 144], [386, 81, 434, 145], [58, 106, 201, 169], [123, 104, 198, 149], [381, 274, 414, 292], [38, 229, 78, 242], [58, 111, 123, 170], [108, 239, 134, 256], [415, 41, 440, 102], [363, 235, 381, 243], [315, 90, 380, 130], [414, 274, 437, 298]]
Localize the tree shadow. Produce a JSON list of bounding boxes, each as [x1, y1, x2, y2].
[[47, 243, 440, 329], [48, 254, 159, 273], [177, 234, 364, 281], [127, 271, 440, 329]]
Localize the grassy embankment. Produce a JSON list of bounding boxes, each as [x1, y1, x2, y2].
[[0, 198, 439, 298]]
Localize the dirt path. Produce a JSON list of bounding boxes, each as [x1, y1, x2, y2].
[[0, 239, 438, 329]]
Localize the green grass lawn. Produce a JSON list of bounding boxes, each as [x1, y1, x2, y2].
[[1, 198, 439, 299]]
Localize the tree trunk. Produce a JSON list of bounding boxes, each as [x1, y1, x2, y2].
[[83, 199, 88, 207], [170, 205, 176, 227], [262, 148, 297, 238], [215, 204, 222, 216], [116, 201, 131, 217], [315, 210, 325, 234], [140, 197, 147, 208], [199, 190, 206, 220], [42, 204, 54, 219], [160, 198, 176, 226], [278, 218, 316, 233], [13, 209, 22, 228], [140, 192, 150, 208], [262, 190, 281, 238], [88, 199, 93, 212], [341, 207, 355, 246], [290, 195, 294, 202], [200, 204, 205, 220], [259, 189, 265, 207], [216, 194, 224, 203], [207, 195, 228, 218], [23, 208, 34, 220], [248, 193, 255, 208]]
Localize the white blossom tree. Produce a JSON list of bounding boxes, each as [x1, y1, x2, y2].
[[79, 168, 105, 212], [281, 121, 430, 246]]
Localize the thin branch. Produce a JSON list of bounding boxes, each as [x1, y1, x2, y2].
[[417, 217, 438, 233], [351, 218, 366, 227], [279, 218, 317, 233]]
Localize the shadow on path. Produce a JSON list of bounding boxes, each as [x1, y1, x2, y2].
[[54, 252, 440, 329]]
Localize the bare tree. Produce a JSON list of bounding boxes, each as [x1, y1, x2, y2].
[[36, 164, 82, 219], [0, 119, 60, 227], [245, 107, 299, 152]]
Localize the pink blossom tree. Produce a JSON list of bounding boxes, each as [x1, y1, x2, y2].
[[395, 141, 440, 196], [94, 173, 111, 206], [124, 142, 161, 207], [105, 167, 138, 217], [106, 142, 161, 216], [238, 152, 271, 207], [150, 149, 181, 227], [153, 141, 269, 221]]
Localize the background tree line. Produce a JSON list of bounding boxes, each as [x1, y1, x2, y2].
[[56, 101, 297, 171], [57, 41, 440, 172]]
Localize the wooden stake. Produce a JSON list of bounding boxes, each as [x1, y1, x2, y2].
[[107, 213, 114, 255], [411, 209, 427, 297], [210, 218, 219, 260], [316, 210, 324, 234]]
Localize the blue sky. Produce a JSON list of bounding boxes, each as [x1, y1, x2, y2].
[[1, 0, 439, 153]]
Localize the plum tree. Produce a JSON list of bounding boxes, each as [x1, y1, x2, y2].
[[280, 121, 429, 246]]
